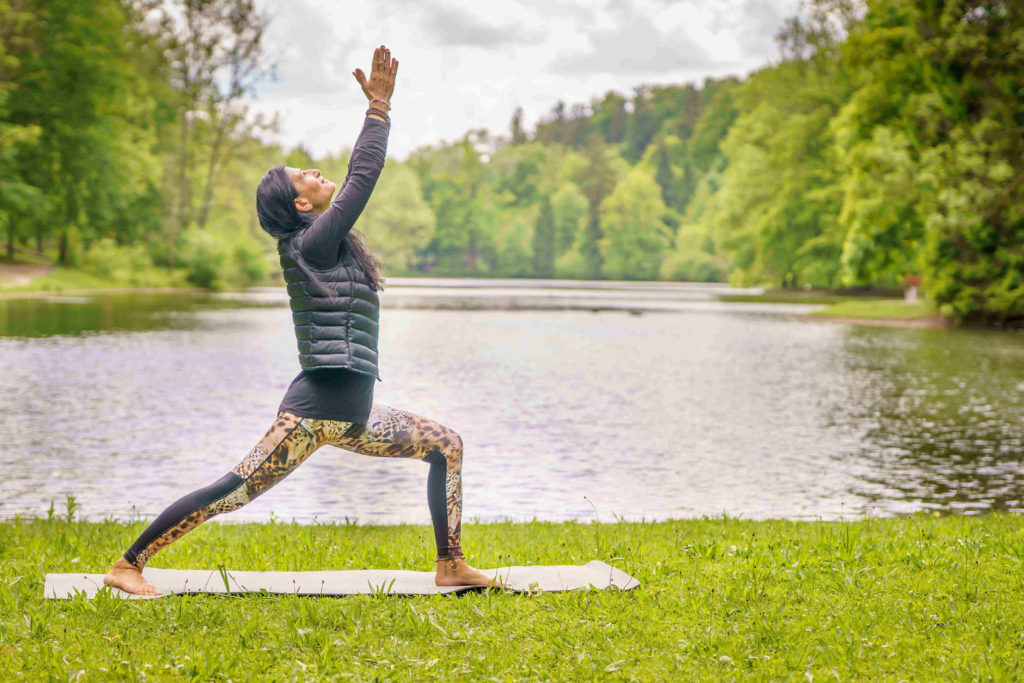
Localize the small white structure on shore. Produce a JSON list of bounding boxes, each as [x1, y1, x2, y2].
[[903, 274, 922, 303]]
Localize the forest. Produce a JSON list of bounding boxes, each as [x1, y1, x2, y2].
[[1, 0, 1022, 325]]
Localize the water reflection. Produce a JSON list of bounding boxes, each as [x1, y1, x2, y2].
[[0, 291, 283, 337], [0, 281, 1021, 525], [832, 327, 1024, 513]]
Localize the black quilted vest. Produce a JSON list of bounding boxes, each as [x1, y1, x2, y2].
[[278, 237, 381, 380]]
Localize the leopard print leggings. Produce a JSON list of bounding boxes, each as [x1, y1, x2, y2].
[[122, 405, 464, 570]]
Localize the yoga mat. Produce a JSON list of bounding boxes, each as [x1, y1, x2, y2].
[[44, 560, 639, 599]]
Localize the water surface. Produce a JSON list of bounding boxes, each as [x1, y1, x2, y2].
[[1, 279, 1022, 526]]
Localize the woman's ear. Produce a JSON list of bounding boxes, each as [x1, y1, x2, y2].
[[294, 196, 313, 213]]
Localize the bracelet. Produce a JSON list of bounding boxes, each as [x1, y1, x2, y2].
[[369, 98, 391, 110], [366, 107, 390, 124]]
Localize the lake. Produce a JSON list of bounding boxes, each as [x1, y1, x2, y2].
[[1, 278, 1022, 527]]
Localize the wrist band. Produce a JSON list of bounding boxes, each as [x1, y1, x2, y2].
[[366, 107, 390, 124], [369, 98, 391, 110]]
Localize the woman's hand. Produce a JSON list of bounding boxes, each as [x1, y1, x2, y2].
[[353, 45, 397, 104]]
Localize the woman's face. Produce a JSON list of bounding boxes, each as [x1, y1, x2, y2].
[[287, 167, 336, 213]]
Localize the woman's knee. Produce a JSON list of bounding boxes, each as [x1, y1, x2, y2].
[[200, 472, 252, 517], [423, 427, 462, 464], [442, 429, 463, 462]]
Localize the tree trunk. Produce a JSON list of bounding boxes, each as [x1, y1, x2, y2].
[[58, 228, 68, 266], [196, 122, 227, 229], [6, 226, 13, 260], [171, 109, 191, 270], [35, 225, 42, 254]]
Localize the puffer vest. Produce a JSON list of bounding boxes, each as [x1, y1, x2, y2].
[[278, 238, 381, 380]]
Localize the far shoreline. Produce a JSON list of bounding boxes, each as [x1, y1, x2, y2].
[[794, 313, 954, 329]]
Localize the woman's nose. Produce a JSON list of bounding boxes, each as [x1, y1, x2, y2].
[[311, 169, 320, 177]]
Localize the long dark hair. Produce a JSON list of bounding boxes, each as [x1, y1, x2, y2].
[[256, 164, 384, 292]]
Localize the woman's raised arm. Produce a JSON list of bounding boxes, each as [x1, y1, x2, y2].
[[300, 46, 398, 270]]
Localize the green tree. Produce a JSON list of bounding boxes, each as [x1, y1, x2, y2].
[[358, 164, 436, 273], [422, 140, 496, 275], [153, 0, 275, 263], [509, 105, 527, 145], [830, 0, 1024, 323], [0, 0, 43, 258], [550, 182, 587, 256], [573, 134, 624, 278], [623, 85, 658, 163], [7, 0, 165, 265], [531, 194, 556, 278], [598, 166, 672, 280], [589, 91, 627, 144]]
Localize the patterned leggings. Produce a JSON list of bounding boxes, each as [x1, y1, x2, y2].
[[122, 405, 464, 570]]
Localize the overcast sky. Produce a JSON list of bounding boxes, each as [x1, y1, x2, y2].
[[249, 0, 801, 161]]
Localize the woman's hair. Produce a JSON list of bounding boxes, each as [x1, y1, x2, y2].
[[256, 164, 384, 292]]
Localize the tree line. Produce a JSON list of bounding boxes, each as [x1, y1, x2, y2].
[[2, 0, 1021, 325]]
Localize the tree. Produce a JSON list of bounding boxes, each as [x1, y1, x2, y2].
[[534, 100, 566, 145], [531, 194, 556, 278], [422, 140, 496, 275], [509, 105, 527, 145], [654, 140, 687, 211], [598, 167, 672, 280], [6, 0, 165, 265], [623, 85, 658, 163], [151, 0, 275, 263], [0, 0, 43, 257], [573, 134, 623, 278], [686, 79, 740, 174], [358, 164, 435, 273], [590, 91, 627, 144], [550, 182, 587, 256]]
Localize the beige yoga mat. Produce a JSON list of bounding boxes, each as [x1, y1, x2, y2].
[[44, 560, 639, 599]]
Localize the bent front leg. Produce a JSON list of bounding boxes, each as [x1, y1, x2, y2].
[[305, 403, 465, 561]]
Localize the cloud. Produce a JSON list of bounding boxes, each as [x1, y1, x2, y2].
[[419, 5, 549, 47], [555, 9, 718, 75], [705, 0, 799, 63], [258, 0, 362, 97], [247, 0, 803, 159]]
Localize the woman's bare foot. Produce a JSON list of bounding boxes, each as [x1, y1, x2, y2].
[[103, 557, 162, 596], [435, 556, 508, 589]]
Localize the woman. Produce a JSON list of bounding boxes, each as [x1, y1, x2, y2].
[[103, 45, 504, 596]]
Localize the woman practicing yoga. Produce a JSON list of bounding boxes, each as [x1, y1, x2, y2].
[[103, 45, 504, 595]]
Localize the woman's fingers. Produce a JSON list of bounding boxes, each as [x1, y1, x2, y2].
[[358, 45, 397, 99], [353, 68, 370, 98]]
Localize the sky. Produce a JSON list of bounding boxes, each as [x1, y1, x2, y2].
[[249, 0, 802, 161]]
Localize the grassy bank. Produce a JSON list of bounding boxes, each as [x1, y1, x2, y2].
[[718, 290, 855, 305], [719, 288, 949, 324], [0, 263, 187, 293], [806, 298, 942, 321], [1, 509, 1022, 679]]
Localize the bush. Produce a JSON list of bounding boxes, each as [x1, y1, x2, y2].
[[233, 241, 269, 284], [64, 225, 84, 268], [78, 236, 178, 286], [179, 225, 227, 290]]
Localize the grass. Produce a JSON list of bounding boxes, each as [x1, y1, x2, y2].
[[718, 291, 854, 305], [1, 499, 1022, 680], [0, 265, 192, 294], [806, 298, 941, 320]]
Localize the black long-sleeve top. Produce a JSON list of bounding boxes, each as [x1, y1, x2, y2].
[[278, 113, 390, 423]]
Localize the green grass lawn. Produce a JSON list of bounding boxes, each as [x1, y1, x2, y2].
[[1, 505, 1022, 679], [718, 291, 854, 305], [806, 298, 941, 320], [0, 266, 192, 293]]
